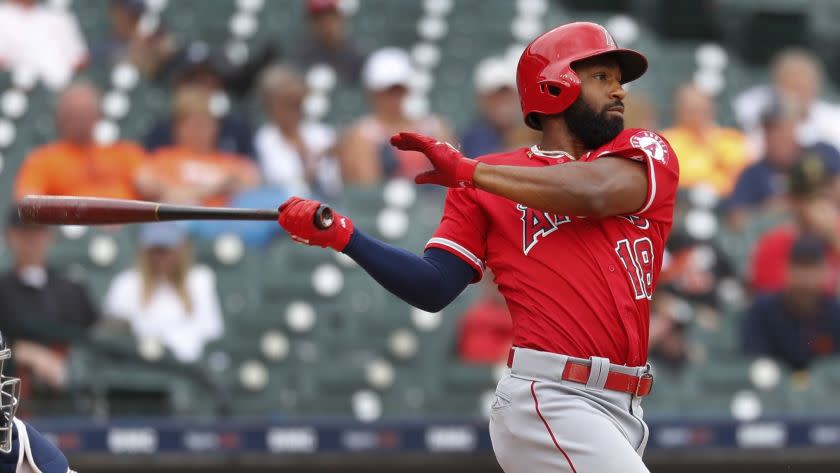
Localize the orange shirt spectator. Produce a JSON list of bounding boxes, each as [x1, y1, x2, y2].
[[14, 81, 145, 200], [15, 141, 145, 200], [141, 146, 259, 207], [136, 86, 259, 206], [662, 84, 749, 196]]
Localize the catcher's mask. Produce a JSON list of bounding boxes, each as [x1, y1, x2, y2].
[[0, 331, 20, 454]]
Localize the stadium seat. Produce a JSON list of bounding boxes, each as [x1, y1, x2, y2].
[[717, 0, 811, 66], [680, 358, 755, 415], [644, 363, 691, 416], [66, 337, 219, 418], [805, 357, 840, 414], [634, 0, 723, 40]]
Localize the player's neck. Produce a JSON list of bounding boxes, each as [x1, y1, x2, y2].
[[539, 119, 589, 159]]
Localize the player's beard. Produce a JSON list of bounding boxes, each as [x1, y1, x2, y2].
[[564, 96, 624, 150]]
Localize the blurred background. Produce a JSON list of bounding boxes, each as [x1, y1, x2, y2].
[[1, 0, 840, 471]]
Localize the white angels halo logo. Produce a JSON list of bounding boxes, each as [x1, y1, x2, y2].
[[629, 131, 668, 164]]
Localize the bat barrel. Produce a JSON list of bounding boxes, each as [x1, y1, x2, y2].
[[18, 195, 160, 225]]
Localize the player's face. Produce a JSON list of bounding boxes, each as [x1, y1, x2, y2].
[[564, 56, 626, 149], [575, 56, 626, 120]]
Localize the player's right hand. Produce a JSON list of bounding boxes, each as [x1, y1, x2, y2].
[[278, 197, 354, 251], [390, 132, 479, 188]]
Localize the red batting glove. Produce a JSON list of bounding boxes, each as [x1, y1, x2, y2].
[[389, 132, 479, 188], [277, 197, 354, 251]]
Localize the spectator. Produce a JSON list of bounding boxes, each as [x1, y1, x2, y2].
[[742, 236, 840, 371], [659, 230, 736, 308], [750, 154, 840, 294], [725, 97, 840, 227], [647, 292, 691, 374], [136, 86, 260, 207], [90, 0, 178, 80], [622, 91, 658, 131], [103, 222, 223, 364], [662, 84, 748, 196], [0, 207, 98, 391], [339, 47, 452, 185], [291, 0, 367, 85], [143, 43, 256, 158], [0, 0, 87, 90], [733, 48, 840, 154], [14, 81, 147, 200], [255, 64, 340, 198], [457, 275, 512, 364], [460, 56, 538, 158]]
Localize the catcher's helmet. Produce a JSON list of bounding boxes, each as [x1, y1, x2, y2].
[[0, 331, 20, 454], [517, 22, 648, 130]]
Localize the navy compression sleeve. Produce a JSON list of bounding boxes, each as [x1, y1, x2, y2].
[[342, 229, 475, 312]]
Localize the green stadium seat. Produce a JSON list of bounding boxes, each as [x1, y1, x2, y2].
[[679, 358, 755, 415], [633, 0, 722, 40], [716, 0, 811, 66], [67, 336, 220, 417], [258, 0, 306, 48], [805, 357, 840, 414], [352, 0, 421, 48], [163, 0, 235, 44], [330, 87, 366, 129], [644, 364, 691, 415], [443, 363, 497, 394]]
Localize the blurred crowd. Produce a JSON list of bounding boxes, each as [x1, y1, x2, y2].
[[1, 0, 840, 413]]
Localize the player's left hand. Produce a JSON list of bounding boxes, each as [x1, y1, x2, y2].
[[278, 197, 354, 251], [389, 132, 479, 188]]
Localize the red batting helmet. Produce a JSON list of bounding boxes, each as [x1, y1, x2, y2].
[[517, 22, 648, 130]]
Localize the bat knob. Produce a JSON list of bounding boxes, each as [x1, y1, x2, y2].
[[314, 205, 334, 229]]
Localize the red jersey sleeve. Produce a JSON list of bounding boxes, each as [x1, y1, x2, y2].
[[426, 187, 488, 282], [594, 128, 680, 223]]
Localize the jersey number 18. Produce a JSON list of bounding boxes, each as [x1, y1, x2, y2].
[[615, 238, 654, 300]]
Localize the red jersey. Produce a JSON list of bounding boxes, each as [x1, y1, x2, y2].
[[427, 128, 680, 366]]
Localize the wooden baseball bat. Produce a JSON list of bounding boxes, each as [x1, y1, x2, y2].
[[17, 195, 334, 229]]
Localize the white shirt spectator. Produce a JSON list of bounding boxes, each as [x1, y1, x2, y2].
[[103, 265, 224, 363], [0, 1, 88, 90], [733, 85, 840, 157], [255, 121, 341, 197]]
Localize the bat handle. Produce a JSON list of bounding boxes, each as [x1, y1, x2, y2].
[[314, 205, 333, 229]]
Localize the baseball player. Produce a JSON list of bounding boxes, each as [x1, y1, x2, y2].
[[0, 331, 75, 473], [277, 22, 679, 472]]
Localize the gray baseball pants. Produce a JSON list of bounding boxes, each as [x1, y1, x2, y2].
[[489, 348, 651, 473]]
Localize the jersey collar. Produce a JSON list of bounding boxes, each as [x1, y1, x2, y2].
[[527, 145, 575, 163]]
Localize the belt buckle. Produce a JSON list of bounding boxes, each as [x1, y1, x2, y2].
[[635, 372, 653, 397]]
